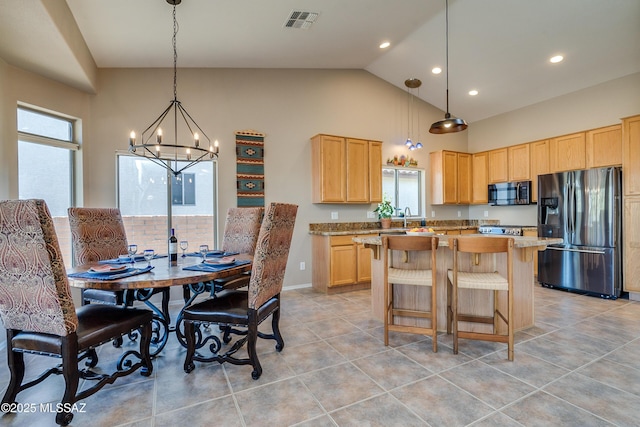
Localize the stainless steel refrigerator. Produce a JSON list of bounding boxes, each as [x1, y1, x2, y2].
[[537, 166, 622, 298]]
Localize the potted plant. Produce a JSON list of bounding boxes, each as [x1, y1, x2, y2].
[[374, 196, 394, 229]]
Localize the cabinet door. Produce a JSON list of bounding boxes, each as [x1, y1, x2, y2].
[[586, 125, 622, 168], [624, 197, 640, 292], [530, 139, 550, 202], [442, 151, 458, 204], [457, 153, 472, 204], [311, 135, 345, 203], [471, 152, 489, 204], [550, 132, 586, 172], [508, 143, 530, 181], [488, 148, 508, 183], [623, 115, 640, 196], [346, 138, 369, 202], [369, 141, 383, 203], [330, 244, 357, 286]]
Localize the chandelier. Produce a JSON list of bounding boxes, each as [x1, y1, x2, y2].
[[429, 0, 468, 134], [404, 78, 423, 151], [128, 0, 218, 176]]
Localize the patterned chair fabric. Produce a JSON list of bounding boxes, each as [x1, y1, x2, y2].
[[248, 203, 297, 309], [221, 207, 264, 255], [0, 199, 78, 336], [68, 207, 128, 266]]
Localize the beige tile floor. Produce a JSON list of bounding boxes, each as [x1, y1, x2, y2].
[[1, 284, 640, 427]]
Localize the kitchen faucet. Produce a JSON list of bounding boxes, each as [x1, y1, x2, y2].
[[403, 207, 412, 228]]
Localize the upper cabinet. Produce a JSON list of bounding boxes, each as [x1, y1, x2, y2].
[[623, 115, 640, 196], [586, 124, 622, 169], [430, 150, 471, 205], [311, 134, 382, 204], [471, 151, 489, 204], [488, 148, 508, 183], [550, 132, 586, 172], [529, 139, 550, 201], [508, 143, 530, 181]]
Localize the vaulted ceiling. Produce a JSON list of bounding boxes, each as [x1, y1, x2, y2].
[[1, 0, 639, 123]]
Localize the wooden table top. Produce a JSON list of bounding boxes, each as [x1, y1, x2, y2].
[[67, 254, 253, 291]]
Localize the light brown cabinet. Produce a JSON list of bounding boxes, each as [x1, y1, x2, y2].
[[471, 151, 489, 204], [508, 143, 530, 181], [311, 134, 382, 203], [311, 234, 376, 294], [622, 114, 640, 296], [522, 229, 539, 277], [586, 125, 622, 169], [550, 132, 586, 172], [488, 148, 509, 183], [530, 139, 550, 201], [430, 150, 472, 205]]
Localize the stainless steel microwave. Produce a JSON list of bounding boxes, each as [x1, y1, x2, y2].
[[488, 181, 532, 205]]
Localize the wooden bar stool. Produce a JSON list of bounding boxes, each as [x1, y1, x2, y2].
[[446, 236, 515, 360], [382, 235, 439, 352]]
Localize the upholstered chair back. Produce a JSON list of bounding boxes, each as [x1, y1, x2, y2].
[[247, 203, 297, 309], [0, 199, 78, 336], [221, 207, 264, 255], [68, 207, 129, 267]]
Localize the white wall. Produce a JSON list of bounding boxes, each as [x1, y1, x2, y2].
[[468, 72, 640, 225]]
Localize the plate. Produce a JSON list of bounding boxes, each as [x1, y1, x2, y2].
[[89, 265, 129, 275], [406, 231, 435, 236], [204, 257, 236, 267]]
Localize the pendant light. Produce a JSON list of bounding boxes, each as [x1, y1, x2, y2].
[[404, 78, 423, 151], [128, 0, 218, 176], [429, 0, 467, 134]]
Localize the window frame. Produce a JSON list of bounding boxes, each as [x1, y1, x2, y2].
[[382, 166, 425, 218]]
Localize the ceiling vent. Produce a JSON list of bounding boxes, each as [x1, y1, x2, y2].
[[283, 11, 319, 29]]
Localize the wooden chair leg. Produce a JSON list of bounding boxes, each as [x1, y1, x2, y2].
[[383, 282, 390, 346], [431, 284, 438, 353], [139, 322, 153, 377], [271, 305, 284, 352], [247, 312, 262, 380], [2, 334, 24, 405], [452, 280, 459, 355], [446, 279, 452, 335], [57, 337, 79, 426], [183, 321, 196, 373]]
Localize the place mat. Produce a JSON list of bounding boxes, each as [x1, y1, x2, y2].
[[182, 259, 251, 273], [184, 251, 239, 258], [68, 265, 154, 280], [99, 254, 168, 264]]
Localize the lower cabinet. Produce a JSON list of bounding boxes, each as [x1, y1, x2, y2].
[[312, 234, 376, 293], [624, 198, 640, 296]]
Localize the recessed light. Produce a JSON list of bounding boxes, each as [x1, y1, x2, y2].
[[432, 67, 442, 74], [379, 41, 390, 49], [468, 90, 478, 96], [550, 55, 564, 63]]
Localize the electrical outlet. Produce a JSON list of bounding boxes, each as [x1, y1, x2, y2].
[[431, 211, 435, 218], [299, 261, 305, 270], [331, 211, 339, 220], [457, 211, 461, 218], [484, 210, 489, 218], [367, 211, 376, 219]]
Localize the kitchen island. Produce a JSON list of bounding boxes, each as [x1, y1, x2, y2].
[[354, 234, 562, 333]]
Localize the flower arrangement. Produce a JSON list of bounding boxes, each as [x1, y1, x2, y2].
[[374, 196, 394, 219]]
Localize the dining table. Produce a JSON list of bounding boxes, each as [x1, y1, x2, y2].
[[67, 253, 253, 356]]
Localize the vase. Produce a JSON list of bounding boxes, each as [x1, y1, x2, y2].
[[380, 218, 391, 229]]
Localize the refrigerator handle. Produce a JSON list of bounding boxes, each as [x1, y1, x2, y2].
[[568, 179, 575, 235]]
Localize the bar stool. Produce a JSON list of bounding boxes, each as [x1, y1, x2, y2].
[[446, 236, 515, 361], [382, 235, 439, 352]]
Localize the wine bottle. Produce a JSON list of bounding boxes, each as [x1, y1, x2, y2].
[[169, 228, 178, 266]]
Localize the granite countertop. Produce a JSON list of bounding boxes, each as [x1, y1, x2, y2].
[[308, 220, 498, 236], [353, 234, 562, 249]]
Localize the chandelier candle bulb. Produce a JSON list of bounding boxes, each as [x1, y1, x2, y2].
[[186, 148, 191, 160], [129, 131, 136, 145], [156, 128, 163, 143], [194, 133, 199, 147]]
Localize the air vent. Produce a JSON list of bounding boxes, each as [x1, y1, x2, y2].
[[283, 10, 319, 29]]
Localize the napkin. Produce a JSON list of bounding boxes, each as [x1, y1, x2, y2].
[[182, 259, 251, 272], [68, 265, 155, 280]]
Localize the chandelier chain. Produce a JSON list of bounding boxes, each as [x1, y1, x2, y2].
[[173, 4, 178, 101]]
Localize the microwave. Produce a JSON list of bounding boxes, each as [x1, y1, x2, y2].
[[488, 181, 532, 206]]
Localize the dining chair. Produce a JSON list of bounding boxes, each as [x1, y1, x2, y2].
[[68, 207, 131, 306], [183, 202, 297, 380], [382, 235, 439, 352], [0, 199, 153, 426], [446, 236, 515, 361]]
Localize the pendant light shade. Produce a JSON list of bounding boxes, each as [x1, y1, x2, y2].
[[429, 0, 467, 134]]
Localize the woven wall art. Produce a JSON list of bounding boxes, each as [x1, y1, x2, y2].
[[235, 130, 265, 207]]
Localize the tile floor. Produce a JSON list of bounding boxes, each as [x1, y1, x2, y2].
[[1, 284, 640, 427]]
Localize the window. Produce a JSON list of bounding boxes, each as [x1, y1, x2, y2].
[[117, 155, 217, 253], [17, 106, 78, 265], [382, 167, 423, 218]]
